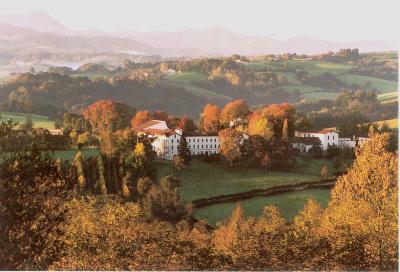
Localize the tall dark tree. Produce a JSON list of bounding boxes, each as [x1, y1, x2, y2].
[[178, 136, 191, 163]]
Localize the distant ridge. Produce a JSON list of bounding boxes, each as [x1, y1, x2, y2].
[[0, 12, 396, 56]]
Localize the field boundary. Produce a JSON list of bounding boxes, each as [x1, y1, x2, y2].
[[191, 178, 336, 208]]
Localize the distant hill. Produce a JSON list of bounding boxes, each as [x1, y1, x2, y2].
[[0, 23, 156, 54], [0, 12, 396, 56]]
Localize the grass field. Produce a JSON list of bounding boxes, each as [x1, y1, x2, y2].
[[280, 85, 339, 100], [164, 71, 231, 102], [0, 112, 55, 129], [48, 148, 100, 161], [337, 74, 397, 93], [194, 188, 331, 226], [168, 71, 207, 83], [0, 148, 100, 163], [156, 159, 325, 201], [246, 60, 353, 76]]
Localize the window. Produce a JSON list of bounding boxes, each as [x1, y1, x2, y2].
[[197, 139, 199, 142], [188, 139, 191, 143], [333, 136, 335, 140], [206, 139, 208, 142], [206, 145, 208, 148], [328, 136, 329, 140], [177, 139, 180, 143], [171, 139, 174, 143], [214, 144, 217, 148], [202, 139, 204, 142]]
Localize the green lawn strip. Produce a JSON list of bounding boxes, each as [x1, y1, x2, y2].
[[194, 188, 331, 226]]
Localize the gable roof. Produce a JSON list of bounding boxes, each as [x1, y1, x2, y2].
[[134, 120, 164, 131], [297, 129, 337, 135]]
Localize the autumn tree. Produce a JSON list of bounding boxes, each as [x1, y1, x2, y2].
[[178, 115, 196, 133], [247, 112, 274, 140], [202, 104, 221, 133], [220, 99, 249, 126], [137, 177, 153, 196], [218, 128, 243, 167], [0, 148, 72, 269], [321, 133, 398, 270], [173, 155, 186, 174], [131, 110, 153, 128], [320, 165, 329, 179], [153, 111, 169, 121], [83, 100, 132, 133]]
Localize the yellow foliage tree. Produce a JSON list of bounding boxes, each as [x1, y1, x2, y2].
[[321, 133, 398, 270]]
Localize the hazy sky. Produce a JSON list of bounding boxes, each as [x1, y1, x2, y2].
[[1, 0, 399, 45]]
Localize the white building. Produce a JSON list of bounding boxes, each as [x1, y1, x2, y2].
[[339, 137, 357, 149], [134, 120, 220, 160], [186, 133, 220, 156], [294, 129, 339, 151]]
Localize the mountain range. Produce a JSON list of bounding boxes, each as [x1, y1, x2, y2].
[[0, 12, 396, 56]]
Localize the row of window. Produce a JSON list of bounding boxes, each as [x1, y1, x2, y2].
[[190, 144, 219, 150], [192, 150, 219, 155], [187, 138, 218, 143]]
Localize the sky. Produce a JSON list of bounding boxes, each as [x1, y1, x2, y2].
[[1, 0, 399, 45]]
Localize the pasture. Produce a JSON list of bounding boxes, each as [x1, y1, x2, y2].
[[194, 188, 331, 226], [0, 112, 55, 129], [156, 158, 329, 201], [337, 74, 397, 93]]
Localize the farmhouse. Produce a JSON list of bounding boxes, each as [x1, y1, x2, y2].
[[134, 120, 220, 160], [294, 129, 339, 151], [293, 129, 370, 152]]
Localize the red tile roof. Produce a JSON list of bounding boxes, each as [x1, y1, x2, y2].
[[141, 128, 175, 137], [297, 129, 337, 134]]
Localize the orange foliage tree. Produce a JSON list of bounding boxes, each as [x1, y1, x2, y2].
[[202, 104, 221, 133], [218, 128, 243, 167], [220, 99, 249, 126], [131, 110, 153, 128], [83, 100, 131, 133]]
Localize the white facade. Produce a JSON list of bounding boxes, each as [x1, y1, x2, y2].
[[186, 135, 220, 156], [135, 120, 220, 160], [339, 137, 356, 149], [295, 130, 339, 150]]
